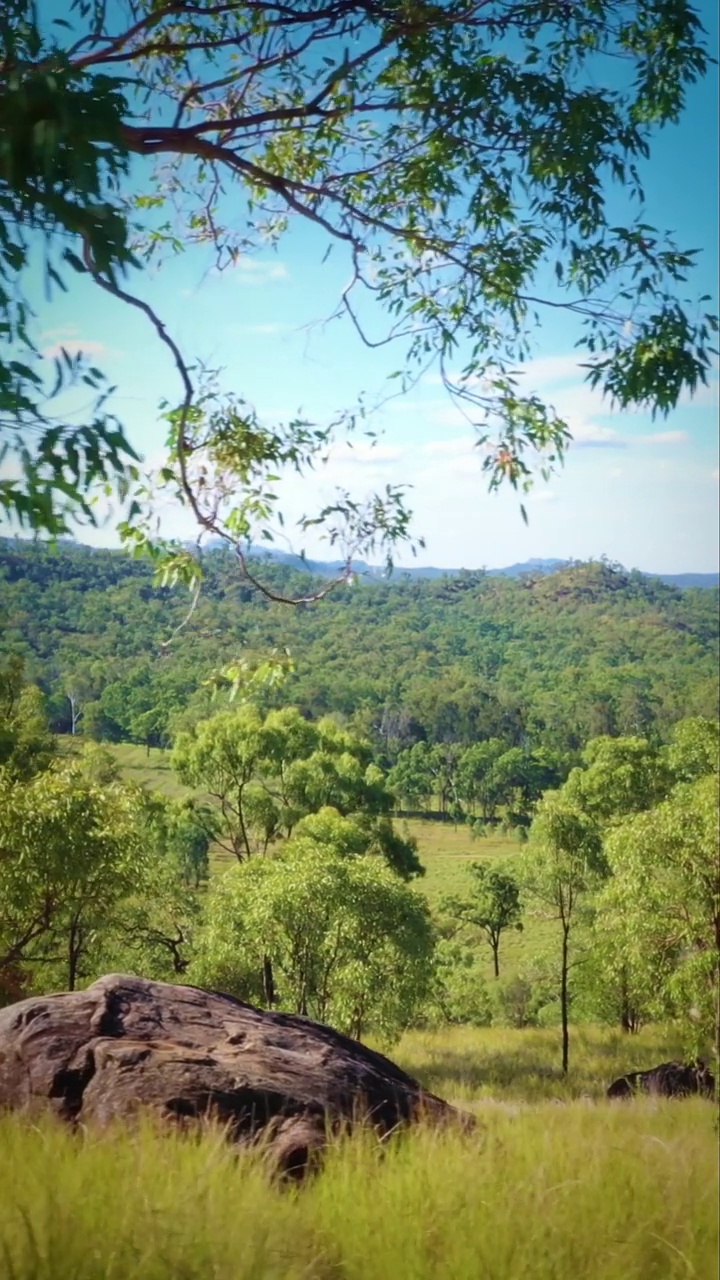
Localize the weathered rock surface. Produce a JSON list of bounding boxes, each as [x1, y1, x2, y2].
[[607, 1060, 715, 1099], [0, 974, 469, 1176]]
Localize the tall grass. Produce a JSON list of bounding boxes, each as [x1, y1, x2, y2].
[[390, 1023, 694, 1105], [0, 1101, 716, 1280]]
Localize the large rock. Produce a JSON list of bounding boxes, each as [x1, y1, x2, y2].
[[0, 974, 469, 1177], [607, 1060, 715, 1099]]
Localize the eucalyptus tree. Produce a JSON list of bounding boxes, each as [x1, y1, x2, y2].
[[172, 704, 422, 874], [442, 861, 523, 978], [0, 761, 148, 992], [191, 827, 434, 1040], [2, 0, 716, 611], [523, 794, 605, 1071], [598, 771, 719, 1063]]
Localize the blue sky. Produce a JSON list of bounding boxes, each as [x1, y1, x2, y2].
[[9, 2, 719, 573]]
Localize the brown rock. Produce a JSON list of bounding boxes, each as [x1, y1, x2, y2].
[[0, 974, 470, 1177], [607, 1059, 716, 1100]]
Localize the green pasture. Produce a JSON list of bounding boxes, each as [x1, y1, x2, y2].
[[0, 1030, 716, 1280]]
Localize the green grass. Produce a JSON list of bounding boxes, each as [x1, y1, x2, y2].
[[0, 1092, 716, 1280], [400, 818, 522, 901], [391, 1022, 693, 1105]]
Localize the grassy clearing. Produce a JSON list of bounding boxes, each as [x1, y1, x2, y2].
[[74, 743, 557, 981], [0, 1098, 716, 1280], [91, 744, 525, 893], [390, 1023, 692, 1105], [400, 818, 522, 901]]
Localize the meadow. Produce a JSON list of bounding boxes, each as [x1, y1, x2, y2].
[[0, 1023, 716, 1280], [3, 747, 716, 1279], [83, 742, 525, 886], [92, 741, 545, 981]]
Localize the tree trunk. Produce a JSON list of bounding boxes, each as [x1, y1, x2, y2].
[[560, 922, 570, 1074], [262, 954, 276, 1007], [68, 695, 81, 734], [235, 785, 253, 861], [491, 938, 500, 979], [619, 968, 636, 1033], [68, 920, 81, 992]]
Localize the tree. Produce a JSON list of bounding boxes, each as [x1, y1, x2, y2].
[[292, 806, 422, 881], [665, 716, 720, 784], [522, 793, 605, 1072], [101, 793, 205, 980], [442, 862, 523, 978], [191, 835, 434, 1042], [140, 792, 212, 890], [2, 0, 716, 599], [388, 742, 436, 813], [59, 662, 100, 736], [172, 704, 421, 874], [0, 761, 149, 992], [422, 938, 493, 1029], [0, 679, 56, 781], [457, 739, 509, 821], [0, 759, 208, 997], [478, 746, 569, 827], [597, 772, 720, 1064], [562, 735, 672, 823]]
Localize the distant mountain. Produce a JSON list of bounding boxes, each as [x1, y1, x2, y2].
[[240, 547, 718, 588], [30, 538, 718, 589], [651, 572, 720, 589], [485, 558, 571, 578]]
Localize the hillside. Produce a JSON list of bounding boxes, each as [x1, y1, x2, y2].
[[1, 538, 717, 754]]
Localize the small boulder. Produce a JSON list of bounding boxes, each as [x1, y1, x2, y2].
[[0, 974, 470, 1177], [607, 1060, 715, 1100]]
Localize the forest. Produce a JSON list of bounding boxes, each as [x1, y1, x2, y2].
[[1, 536, 717, 1073], [2, 536, 718, 758]]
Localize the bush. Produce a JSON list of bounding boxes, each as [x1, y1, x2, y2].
[[490, 975, 545, 1029], [419, 939, 492, 1028]]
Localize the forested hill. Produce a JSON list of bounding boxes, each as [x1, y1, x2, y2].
[[1, 538, 717, 755]]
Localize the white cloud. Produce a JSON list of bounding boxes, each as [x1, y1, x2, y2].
[[571, 423, 625, 449], [230, 256, 288, 283], [41, 339, 109, 361], [635, 430, 689, 446]]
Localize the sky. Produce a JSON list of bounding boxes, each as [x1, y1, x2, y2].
[[6, 2, 719, 575]]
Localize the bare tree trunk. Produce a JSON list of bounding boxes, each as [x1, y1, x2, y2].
[[262, 955, 276, 1007], [68, 694, 82, 735], [68, 920, 81, 992], [560, 922, 570, 1074]]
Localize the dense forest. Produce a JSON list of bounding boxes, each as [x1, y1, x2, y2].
[[2, 538, 718, 1054], [1, 538, 718, 762]]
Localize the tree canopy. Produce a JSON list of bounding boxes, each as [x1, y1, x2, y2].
[[191, 832, 434, 1040], [2, 0, 716, 583], [2, 543, 717, 770]]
